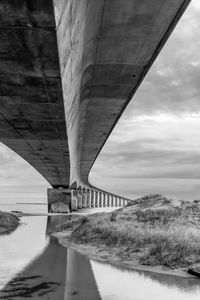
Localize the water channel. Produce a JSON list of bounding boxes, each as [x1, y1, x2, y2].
[[0, 213, 200, 299]]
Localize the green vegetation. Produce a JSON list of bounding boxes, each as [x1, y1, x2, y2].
[[0, 211, 19, 235], [56, 194, 200, 270]]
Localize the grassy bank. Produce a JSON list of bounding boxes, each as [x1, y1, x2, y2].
[[0, 211, 20, 235], [54, 194, 200, 273]]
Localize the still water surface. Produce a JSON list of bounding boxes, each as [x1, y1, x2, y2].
[[0, 213, 200, 299]]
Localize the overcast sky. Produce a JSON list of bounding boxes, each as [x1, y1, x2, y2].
[[0, 0, 200, 204], [0, 142, 48, 204], [90, 0, 200, 200]]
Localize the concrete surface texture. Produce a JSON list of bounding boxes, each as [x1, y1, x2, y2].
[[0, 234, 101, 300], [0, 1, 191, 192], [0, 0, 70, 188], [53, 0, 191, 188]]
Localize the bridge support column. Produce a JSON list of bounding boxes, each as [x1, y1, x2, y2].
[[119, 198, 122, 207], [91, 190, 95, 207], [99, 193, 103, 207], [47, 188, 71, 213], [114, 197, 117, 207], [107, 195, 110, 206], [94, 191, 97, 207], [118, 198, 120, 206], [95, 191, 99, 207], [105, 194, 108, 207], [82, 189, 87, 208], [107, 195, 110, 207], [77, 190, 83, 209], [103, 193, 106, 207], [108, 195, 110, 207], [86, 190, 91, 208], [111, 195, 114, 207], [71, 190, 78, 211]]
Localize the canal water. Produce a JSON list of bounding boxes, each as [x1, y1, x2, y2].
[[0, 213, 200, 299]]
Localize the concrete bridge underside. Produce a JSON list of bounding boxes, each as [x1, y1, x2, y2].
[[0, 0, 191, 211]]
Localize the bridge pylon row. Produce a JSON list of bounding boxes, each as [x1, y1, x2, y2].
[[47, 188, 128, 213]]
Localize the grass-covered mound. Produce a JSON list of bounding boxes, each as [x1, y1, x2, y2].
[[0, 211, 19, 235], [57, 194, 200, 270]]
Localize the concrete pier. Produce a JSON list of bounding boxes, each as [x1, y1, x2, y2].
[[105, 194, 108, 207], [95, 191, 99, 207], [107, 195, 110, 207], [91, 190, 95, 207], [87, 190, 91, 208], [71, 190, 78, 211], [82, 189, 87, 208], [99, 193, 103, 207], [111, 195, 114, 207], [103, 194, 106, 207], [47, 189, 71, 213], [77, 190, 83, 209]]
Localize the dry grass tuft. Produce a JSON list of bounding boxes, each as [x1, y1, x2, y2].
[[68, 196, 200, 269]]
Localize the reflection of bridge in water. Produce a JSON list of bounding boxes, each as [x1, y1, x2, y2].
[[0, 217, 101, 300], [1, 215, 200, 300], [0, 0, 192, 212]]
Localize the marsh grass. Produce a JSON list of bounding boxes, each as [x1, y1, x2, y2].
[[0, 211, 19, 235], [69, 204, 200, 268]]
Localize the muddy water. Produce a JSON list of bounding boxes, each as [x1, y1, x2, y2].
[[0, 214, 200, 299]]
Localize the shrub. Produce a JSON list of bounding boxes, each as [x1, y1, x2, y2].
[[81, 216, 89, 225], [110, 211, 117, 222], [69, 201, 200, 268], [0, 212, 19, 234]]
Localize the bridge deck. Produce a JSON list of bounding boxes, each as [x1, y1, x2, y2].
[[0, 1, 70, 187], [54, 0, 191, 186], [0, 0, 191, 192]]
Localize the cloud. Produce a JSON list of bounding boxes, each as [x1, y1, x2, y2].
[[0, 143, 49, 204], [90, 0, 200, 201], [90, 112, 200, 199], [121, 0, 200, 118]]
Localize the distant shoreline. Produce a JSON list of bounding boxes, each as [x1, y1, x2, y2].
[[16, 203, 47, 205], [11, 212, 69, 217]]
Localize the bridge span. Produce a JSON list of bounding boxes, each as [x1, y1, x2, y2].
[[0, 0, 191, 211]]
